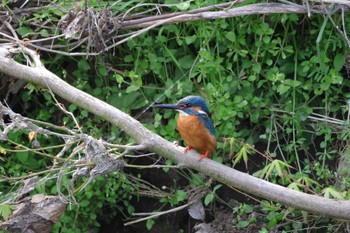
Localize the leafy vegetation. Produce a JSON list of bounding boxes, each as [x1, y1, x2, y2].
[[1, 0, 350, 232]]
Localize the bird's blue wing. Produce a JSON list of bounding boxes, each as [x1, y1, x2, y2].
[[198, 114, 216, 136]]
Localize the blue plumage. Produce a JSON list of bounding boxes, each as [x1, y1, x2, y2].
[[176, 96, 216, 136], [177, 96, 211, 115], [198, 113, 216, 136]]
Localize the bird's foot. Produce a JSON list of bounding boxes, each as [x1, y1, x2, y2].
[[198, 151, 209, 161], [184, 146, 192, 153]]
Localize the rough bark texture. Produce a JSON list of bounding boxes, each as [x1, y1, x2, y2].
[[0, 194, 66, 233]]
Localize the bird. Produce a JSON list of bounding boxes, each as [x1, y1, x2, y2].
[[153, 95, 217, 161]]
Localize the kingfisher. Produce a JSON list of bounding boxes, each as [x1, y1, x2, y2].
[[153, 95, 217, 161]]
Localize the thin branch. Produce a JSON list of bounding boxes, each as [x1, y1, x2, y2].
[[124, 201, 193, 226], [125, 164, 180, 169]]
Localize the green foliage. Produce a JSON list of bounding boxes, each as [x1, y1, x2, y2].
[[204, 184, 222, 206], [0, 205, 15, 221], [233, 203, 256, 229], [255, 159, 292, 181], [146, 219, 155, 230], [322, 187, 345, 200], [52, 173, 135, 232], [232, 141, 254, 168], [160, 188, 187, 206]]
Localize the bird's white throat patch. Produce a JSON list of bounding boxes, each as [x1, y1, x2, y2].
[[176, 109, 208, 116], [177, 110, 189, 116]]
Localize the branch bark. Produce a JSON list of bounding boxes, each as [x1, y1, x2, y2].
[[1, 48, 350, 220], [1, 2, 333, 57], [120, 3, 324, 29]]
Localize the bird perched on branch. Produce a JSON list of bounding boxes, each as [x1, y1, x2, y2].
[[153, 95, 216, 161]]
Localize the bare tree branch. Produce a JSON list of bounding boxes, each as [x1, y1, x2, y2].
[[1, 2, 336, 57], [120, 3, 324, 29], [1, 47, 350, 220]]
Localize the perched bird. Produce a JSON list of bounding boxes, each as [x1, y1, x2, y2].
[[153, 95, 217, 161]]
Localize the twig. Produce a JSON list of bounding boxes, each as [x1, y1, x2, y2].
[[9, 46, 44, 68], [124, 201, 193, 226], [341, 6, 350, 47], [21, 117, 77, 135], [321, 2, 350, 48], [0, 167, 62, 181], [6, 138, 68, 161], [124, 153, 156, 158], [3, 20, 19, 41], [125, 164, 180, 169]]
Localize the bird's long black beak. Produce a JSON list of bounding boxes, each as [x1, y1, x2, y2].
[[152, 104, 180, 110]]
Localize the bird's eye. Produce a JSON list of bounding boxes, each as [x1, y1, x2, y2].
[[178, 103, 191, 108]]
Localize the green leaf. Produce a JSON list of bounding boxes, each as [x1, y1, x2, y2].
[[263, 36, 271, 44], [233, 145, 250, 168], [127, 205, 135, 215], [98, 66, 107, 76], [80, 200, 90, 207], [93, 87, 102, 96], [331, 74, 343, 84], [333, 54, 345, 71], [124, 55, 133, 62], [258, 160, 291, 180], [185, 35, 197, 45], [0, 205, 15, 221], [191, 173, 205, 186], [171, 189, 187, 205], [90, 213, 96, 220], [17, 151, 29, 163], [288, 182, 301, 191], [322, 187, 344, 200], [213, 184, 222, 193], [244, 204, 254, 214], [237, 220, 250, 228], [268, 217, 277, 229], [252, 63, 261, 73], [178, 55, 194, 69], [204, 193, 214, 206], [297, 176, 320, 188], [176, 1, 190, 10], [225, 31, 236, 42], [77, 59, 90, 72], [126, 85, 140, 93], [175, 190, 187, 202], [146, 219, 155, 230], [277, 84, 290, 95], [40, 29, 49, 37], [114, 74, 124, 84], [16, 27, 33, 37]]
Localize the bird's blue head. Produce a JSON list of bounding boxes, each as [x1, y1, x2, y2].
[[153, 95, 211, 116], [176, 95, 211, 115], [153, 95, 215, 135]]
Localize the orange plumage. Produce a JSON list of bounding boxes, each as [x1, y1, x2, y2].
[[177, 114, 217, 158]]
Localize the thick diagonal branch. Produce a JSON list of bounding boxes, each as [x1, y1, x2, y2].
[[1, 49, 350, 220]]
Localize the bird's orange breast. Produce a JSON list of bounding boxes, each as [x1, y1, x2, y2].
[[177, 115, 217, 157]]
